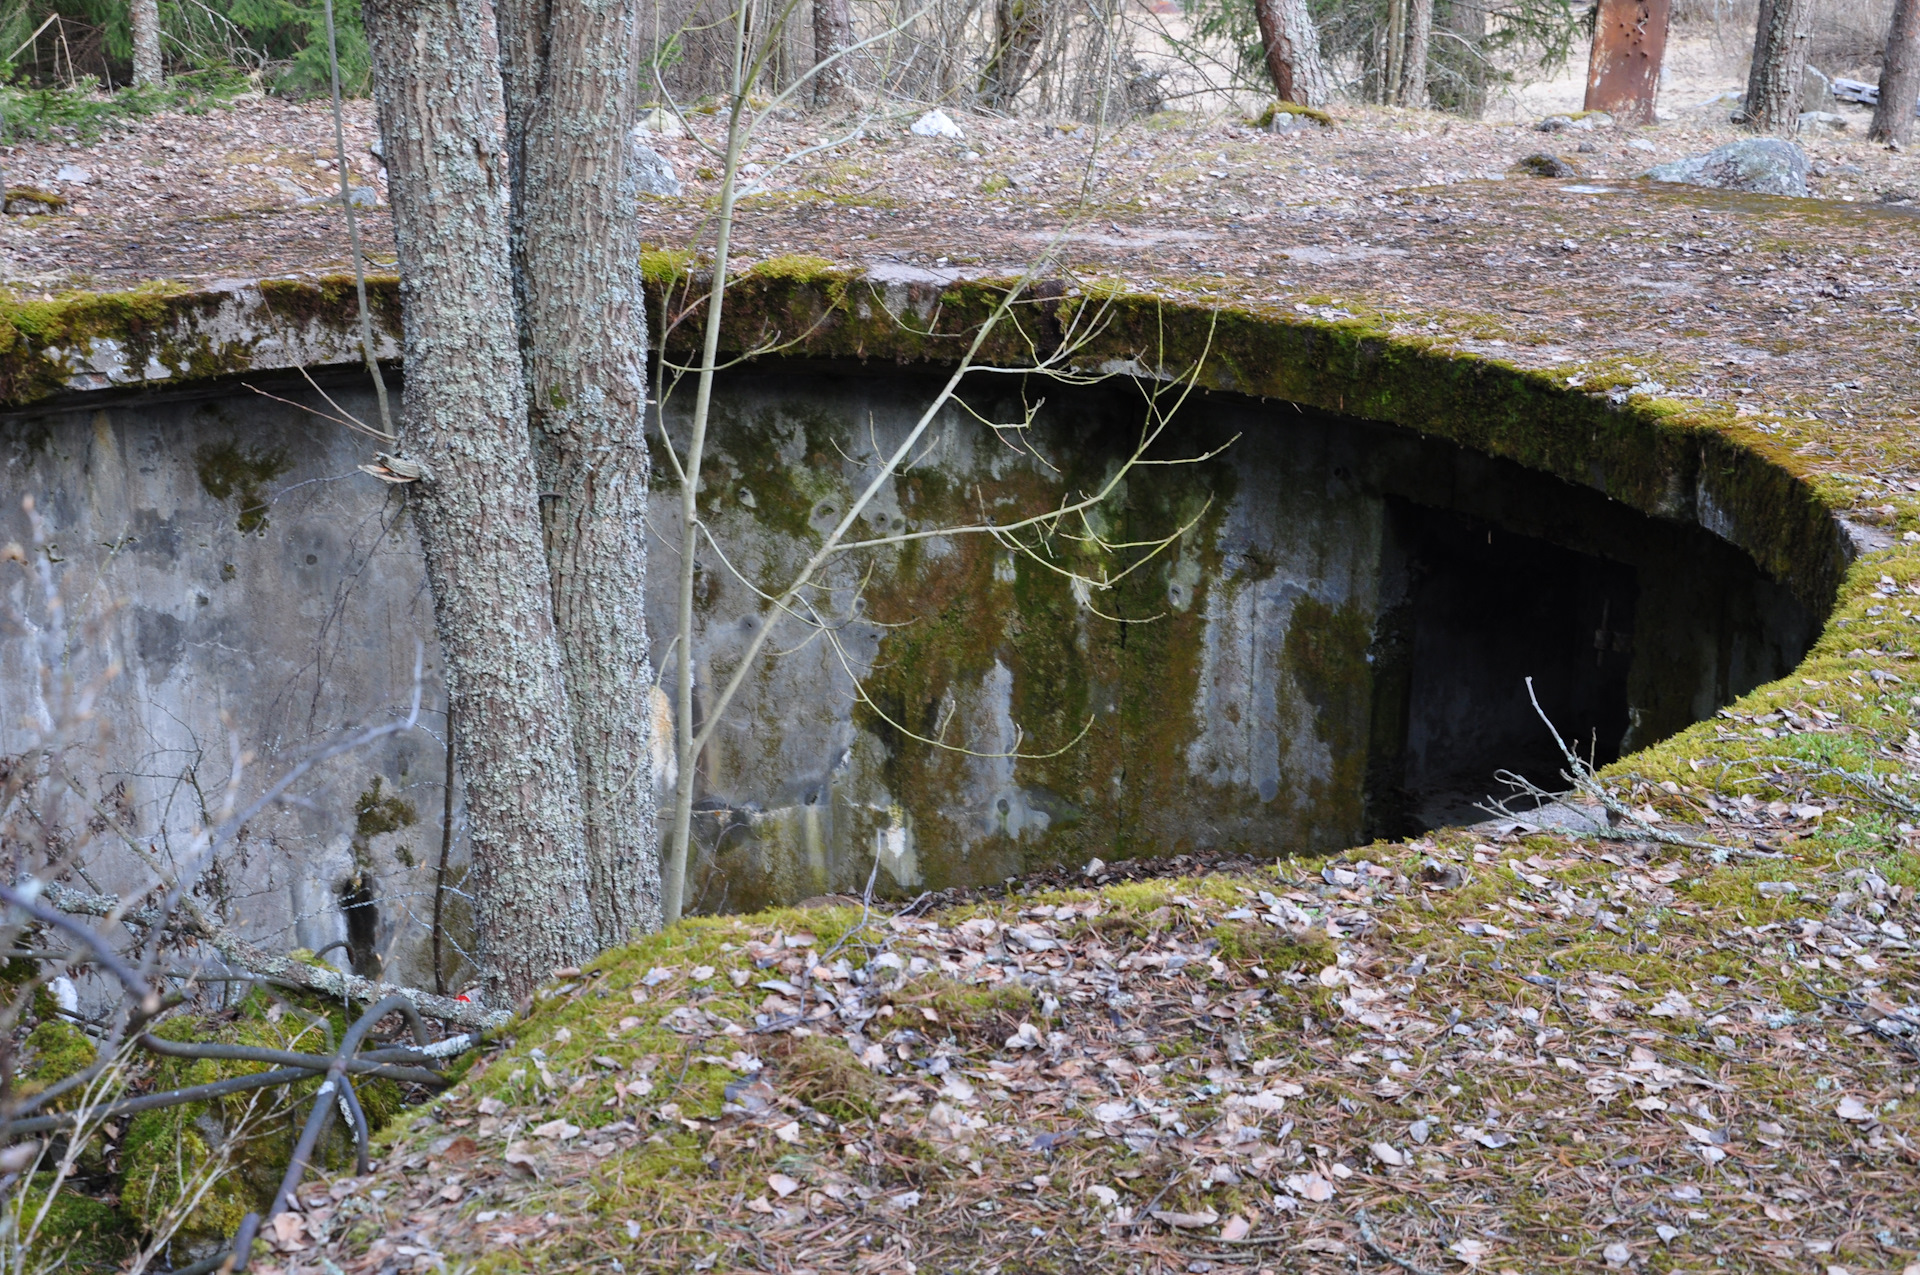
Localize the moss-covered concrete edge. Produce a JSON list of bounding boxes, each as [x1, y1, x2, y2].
[[0, 258, 1851, 610]]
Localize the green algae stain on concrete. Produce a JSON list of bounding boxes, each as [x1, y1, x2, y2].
[[1280, 593, 1375, 842], [843, 418, 1232, 889], [194, 439, 290, 533]]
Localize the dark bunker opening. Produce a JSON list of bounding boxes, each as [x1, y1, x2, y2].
[[0, 357, 1833, 927], [647, 363, 1827, 901]]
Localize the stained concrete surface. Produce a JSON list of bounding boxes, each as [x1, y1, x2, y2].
[[0, 360, 1823, 986]]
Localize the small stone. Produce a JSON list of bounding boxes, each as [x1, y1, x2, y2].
[[55, 164, 91, 185], [1538, 111, 1611, 132], [3, 186, 66, 215], [1267, 107, 1325, 134], [1512, 153, 1580, 178], [1799, 110, 1850, 132], [911, 109, 965, 139], [636, 108, 685, 138], [1604, 1242, 1632, 1265], [1627, 137, 1656, 152]]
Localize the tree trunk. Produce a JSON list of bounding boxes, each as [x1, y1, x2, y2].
[[1253, 0, 1331, 107], [1872, 0, 1920, 144], [1384, 0, 1407, 104], [1400, 0, 1433, 106], [496, 0, 663, 950], [980, 0, 1045, 110], [1741, 0, 1811, 133], [130, 0, 162, 86], [360, 0, 598, 1003], [812, 0, 853, 104]]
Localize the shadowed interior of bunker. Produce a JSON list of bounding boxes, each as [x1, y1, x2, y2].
[[657, 364, 1821, 905]]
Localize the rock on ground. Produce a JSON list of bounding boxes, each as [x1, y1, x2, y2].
[[632, 141, 681, 197], [1645, 137, 1810, 197], [911, 109, 965, 139]]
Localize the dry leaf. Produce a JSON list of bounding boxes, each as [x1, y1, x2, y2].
[[1220, 1215, 1252, 1241], [1835, 1095, 1872, 1122], [1286, 1172, 1336, 1202], [768, 1173, 801, 1197], [1371, 1141, 1407, 1166], [1451, 1237, 1491, 1266], [1151, 1207, 1220, 1228], [1650, 990, 1696, 1018], [270, 1212, 307, 1251], [1005, 1022, 1044, 1050]]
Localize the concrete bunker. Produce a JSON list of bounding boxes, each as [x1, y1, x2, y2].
[[0, 343, 1834, 984]]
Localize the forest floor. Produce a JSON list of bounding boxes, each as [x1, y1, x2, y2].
[[9, 86, 1920, 1274], [6, 85, 1920, 533], [284, 774, 1920, 1275]]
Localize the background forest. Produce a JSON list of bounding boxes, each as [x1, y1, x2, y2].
[[0, 0, 1898, 130]]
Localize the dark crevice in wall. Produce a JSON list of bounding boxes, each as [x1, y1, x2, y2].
[[339, 873, 381, 978]]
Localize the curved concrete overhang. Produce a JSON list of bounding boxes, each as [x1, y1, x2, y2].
[[0, 264, 1855, 614]]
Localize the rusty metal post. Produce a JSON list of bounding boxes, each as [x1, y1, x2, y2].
[[1583, 0, 1671, 125]]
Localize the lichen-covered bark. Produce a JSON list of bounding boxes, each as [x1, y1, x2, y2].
[[1253, 0, 1331, 108], [497, 0, 663, 947], [361, 0, 597, 1001], [1399, 0, 1433, 106], [130, 0, 162, 86], [1740, 0, 1812, 134], [1871, 0, 1920, 145], [812, 0, 853, 103]]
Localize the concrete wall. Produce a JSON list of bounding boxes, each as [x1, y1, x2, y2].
[[0, 362, 1820, 988]]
